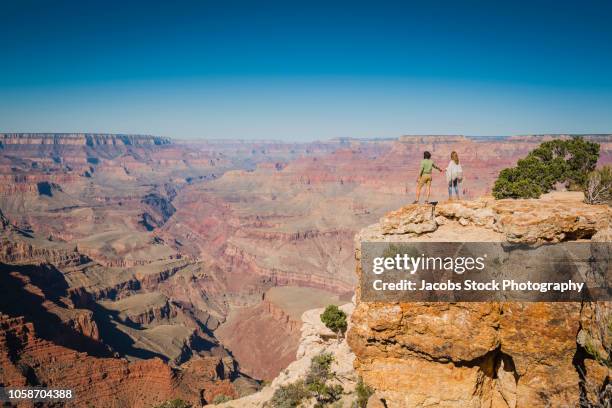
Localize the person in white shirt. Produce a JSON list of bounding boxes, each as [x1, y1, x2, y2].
[[445, 151, 463, 200]]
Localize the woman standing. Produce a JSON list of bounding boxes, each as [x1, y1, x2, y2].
[[445, 151, 463, 200]]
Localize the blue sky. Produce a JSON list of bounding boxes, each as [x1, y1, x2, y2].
[[1, 0, 611, 140]]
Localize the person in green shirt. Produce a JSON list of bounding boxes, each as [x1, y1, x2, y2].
[[414, 151, 442, 204]]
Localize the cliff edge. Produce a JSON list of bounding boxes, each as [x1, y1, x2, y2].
[[213, 303, 357, 407], [348, 192, 611, 407]]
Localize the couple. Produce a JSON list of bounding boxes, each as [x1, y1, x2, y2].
[[413, 151, 463, 204]]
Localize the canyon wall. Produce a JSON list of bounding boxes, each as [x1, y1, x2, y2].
[[214, 298, 302, 381], [0, 211, 248, 406], [0, 133, 171, 146], [348, 193, 611, 407], [215, 286, 345, 380], [0, 135, 258, 406], [212, 302, 358, 408], [1, 133, 611, 402], [0, 313, 236, 407]]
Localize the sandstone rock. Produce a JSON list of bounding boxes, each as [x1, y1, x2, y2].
[[367, 393, 388, 407], [577, 302, 611, 365], [593, 228, 612, 242], [380, 205, 437, 235], [379, 193, 611, 244], [584, 359, 611, 405], [349, 193, 612, 407], [214, 298, 302, 381]]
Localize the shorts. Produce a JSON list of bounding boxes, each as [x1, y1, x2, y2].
[[418, 173, 432, 186]]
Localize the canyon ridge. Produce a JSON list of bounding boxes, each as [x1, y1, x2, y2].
[[0, 133, 610, 407]]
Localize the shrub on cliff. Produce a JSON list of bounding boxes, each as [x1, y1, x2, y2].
[[321, 305, 347, 339], [212, 394, 233, 404], [305, 353, 343, 408], [270, 380, 309, 408], [353, 377, 374, 408], [306, 352, 335, 383], [309, 382, 343, 408], [270, 353, 344, 408], [584, 166, 612, 205], [493, 137, 600, 199]]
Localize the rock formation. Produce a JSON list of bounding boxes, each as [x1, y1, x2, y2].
[[215, 286, 346, 381], [0, 165, 251, 406], [1, 133, 611, 403], [0, 312, 239, 407], [348, 192, 611, 407], [212, 302, 357, 407]]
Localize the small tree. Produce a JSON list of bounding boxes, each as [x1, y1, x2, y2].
[[492, 137, 600, 199], [305, 353, 343, 408], [584, 166, 612, 205], [320, 305, 347, 339], [306, 353, 335, 384], [269, 352, 345, 408]]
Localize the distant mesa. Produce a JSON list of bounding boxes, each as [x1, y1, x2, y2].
[[398, 134, 612, 144], [0, 133, 172, 146], [399, 135, 468, 143]]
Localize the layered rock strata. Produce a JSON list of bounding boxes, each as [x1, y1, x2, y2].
[[349, 193, 611, 407]]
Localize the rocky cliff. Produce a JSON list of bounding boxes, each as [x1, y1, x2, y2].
[[0, 313, 236, 407], [212, 302, 358, 407], [0, 204, 253, 406], [348, 193, 611, 407], [214, 286, 346, 381], [2, 134, 612, 398]]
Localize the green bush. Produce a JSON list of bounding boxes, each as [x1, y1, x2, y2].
[[353, 377, 374, 408], [492, 137, 600, 199], [212, 394, 233, 404], [310, 383, 343, 408], [320, 305, 347, 338], [269, 352, 345, 407], [584, 166, 612, 205], [305, 353, 343, 407], [270, 381, 309, 408], [153, 399, 192, 408], [306, 353, 334, 383]]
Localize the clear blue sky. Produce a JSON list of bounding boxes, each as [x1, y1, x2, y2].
[[1, 0, 611, 140]]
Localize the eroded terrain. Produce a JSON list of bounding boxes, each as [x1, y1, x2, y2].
[[1, 133, 610, 406]]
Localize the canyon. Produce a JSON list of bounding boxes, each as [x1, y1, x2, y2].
[[212, 192, 611, 408], [1, 133, 611, 406]]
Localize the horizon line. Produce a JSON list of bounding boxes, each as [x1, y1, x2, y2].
[[2, 132, 612, 144]]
